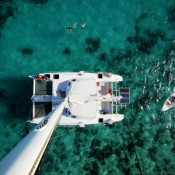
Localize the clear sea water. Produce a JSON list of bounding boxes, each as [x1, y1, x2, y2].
[[1, 0, 175, 174]]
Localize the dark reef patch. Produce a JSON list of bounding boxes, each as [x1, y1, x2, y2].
[[90, 139, 101, 149], [148, 146, 157, 161], [145, 29, 165, 40], [91, 161, 99, 175], [127, 29, 165, 54], [126, 12, 165, 54], [109, 47, 116, 54], [169, 126, 175, 140], [97, 48, 134, 74], [136, 12, 148, 24], [62, 47, 71, 55], [5, 131, 10, 137], [10, 122, 17, 129], [99, 52, 108, 61], [134, 91, 151, 107], [163, 40, 175, 62], [42, 154, 55, 173], [0, 3, 17, 29], [18, 47, 34, 55], [0, 77, 32, 122], [115, 49, 133, 60], [89, 144, 113, 162], [172, 143, 175, 153], [83, 163, 91, 172], [168, 4, 175, 26], [83, 161, 99, 175], [134, 12, 148, 33], [3, 78, 33, 119], [85, 37, 101, 53], [0, 88, 7, 98], [10, 104, 22, 118]]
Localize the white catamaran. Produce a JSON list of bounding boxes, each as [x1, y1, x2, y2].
[[0, 71, 130, 175], [30, 71, 130, 126]]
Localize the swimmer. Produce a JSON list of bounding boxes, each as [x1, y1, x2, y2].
[[66, 23, 77, 32], [81, 23, 86, 29]]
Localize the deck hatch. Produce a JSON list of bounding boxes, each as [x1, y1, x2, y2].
[[45, 74, 50, 79], [99, 118, 103, 123], [53, 74, 59, 79], [98, 73, 103, 79]]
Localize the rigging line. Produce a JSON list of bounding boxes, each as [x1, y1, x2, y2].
[[27, 106, 44, 123], [23, 107, 33, 136], [33, 106, 45, 119], [126, 120, 143, 175], [53, 128, 75, 140], [27, 107, 32, 121]]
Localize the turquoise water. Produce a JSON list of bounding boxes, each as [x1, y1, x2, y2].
[[1, 0, 175, 174]]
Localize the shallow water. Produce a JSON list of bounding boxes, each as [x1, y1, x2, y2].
[[1, 0, 175, 174]]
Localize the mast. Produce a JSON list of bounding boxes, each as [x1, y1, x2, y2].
[[0, 98, 68, 175]]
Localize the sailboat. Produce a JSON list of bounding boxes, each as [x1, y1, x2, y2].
[[0, 71, 130, 175]]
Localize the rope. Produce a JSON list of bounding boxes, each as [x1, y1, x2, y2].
[[126, 120, 143, 175], [27, 107, 32, 121], [53, 128, 74, 140]]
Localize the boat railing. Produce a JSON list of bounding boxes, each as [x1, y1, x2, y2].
[[111, 82, 130, 113]]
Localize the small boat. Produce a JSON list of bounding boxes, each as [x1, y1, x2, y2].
[[162, 93, 175, 111]]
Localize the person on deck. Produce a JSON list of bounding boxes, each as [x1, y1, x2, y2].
[[35, 74, 49, 80]]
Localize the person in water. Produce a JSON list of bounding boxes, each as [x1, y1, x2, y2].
[[81, 23, 86, 29], [66, 23, 77, 32]]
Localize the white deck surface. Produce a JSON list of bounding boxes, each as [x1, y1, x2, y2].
[[31, 72, 124, 126]]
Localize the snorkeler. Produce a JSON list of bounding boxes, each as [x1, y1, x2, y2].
[[66, 23, 77, 32], [81, 23, 86, 29]]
